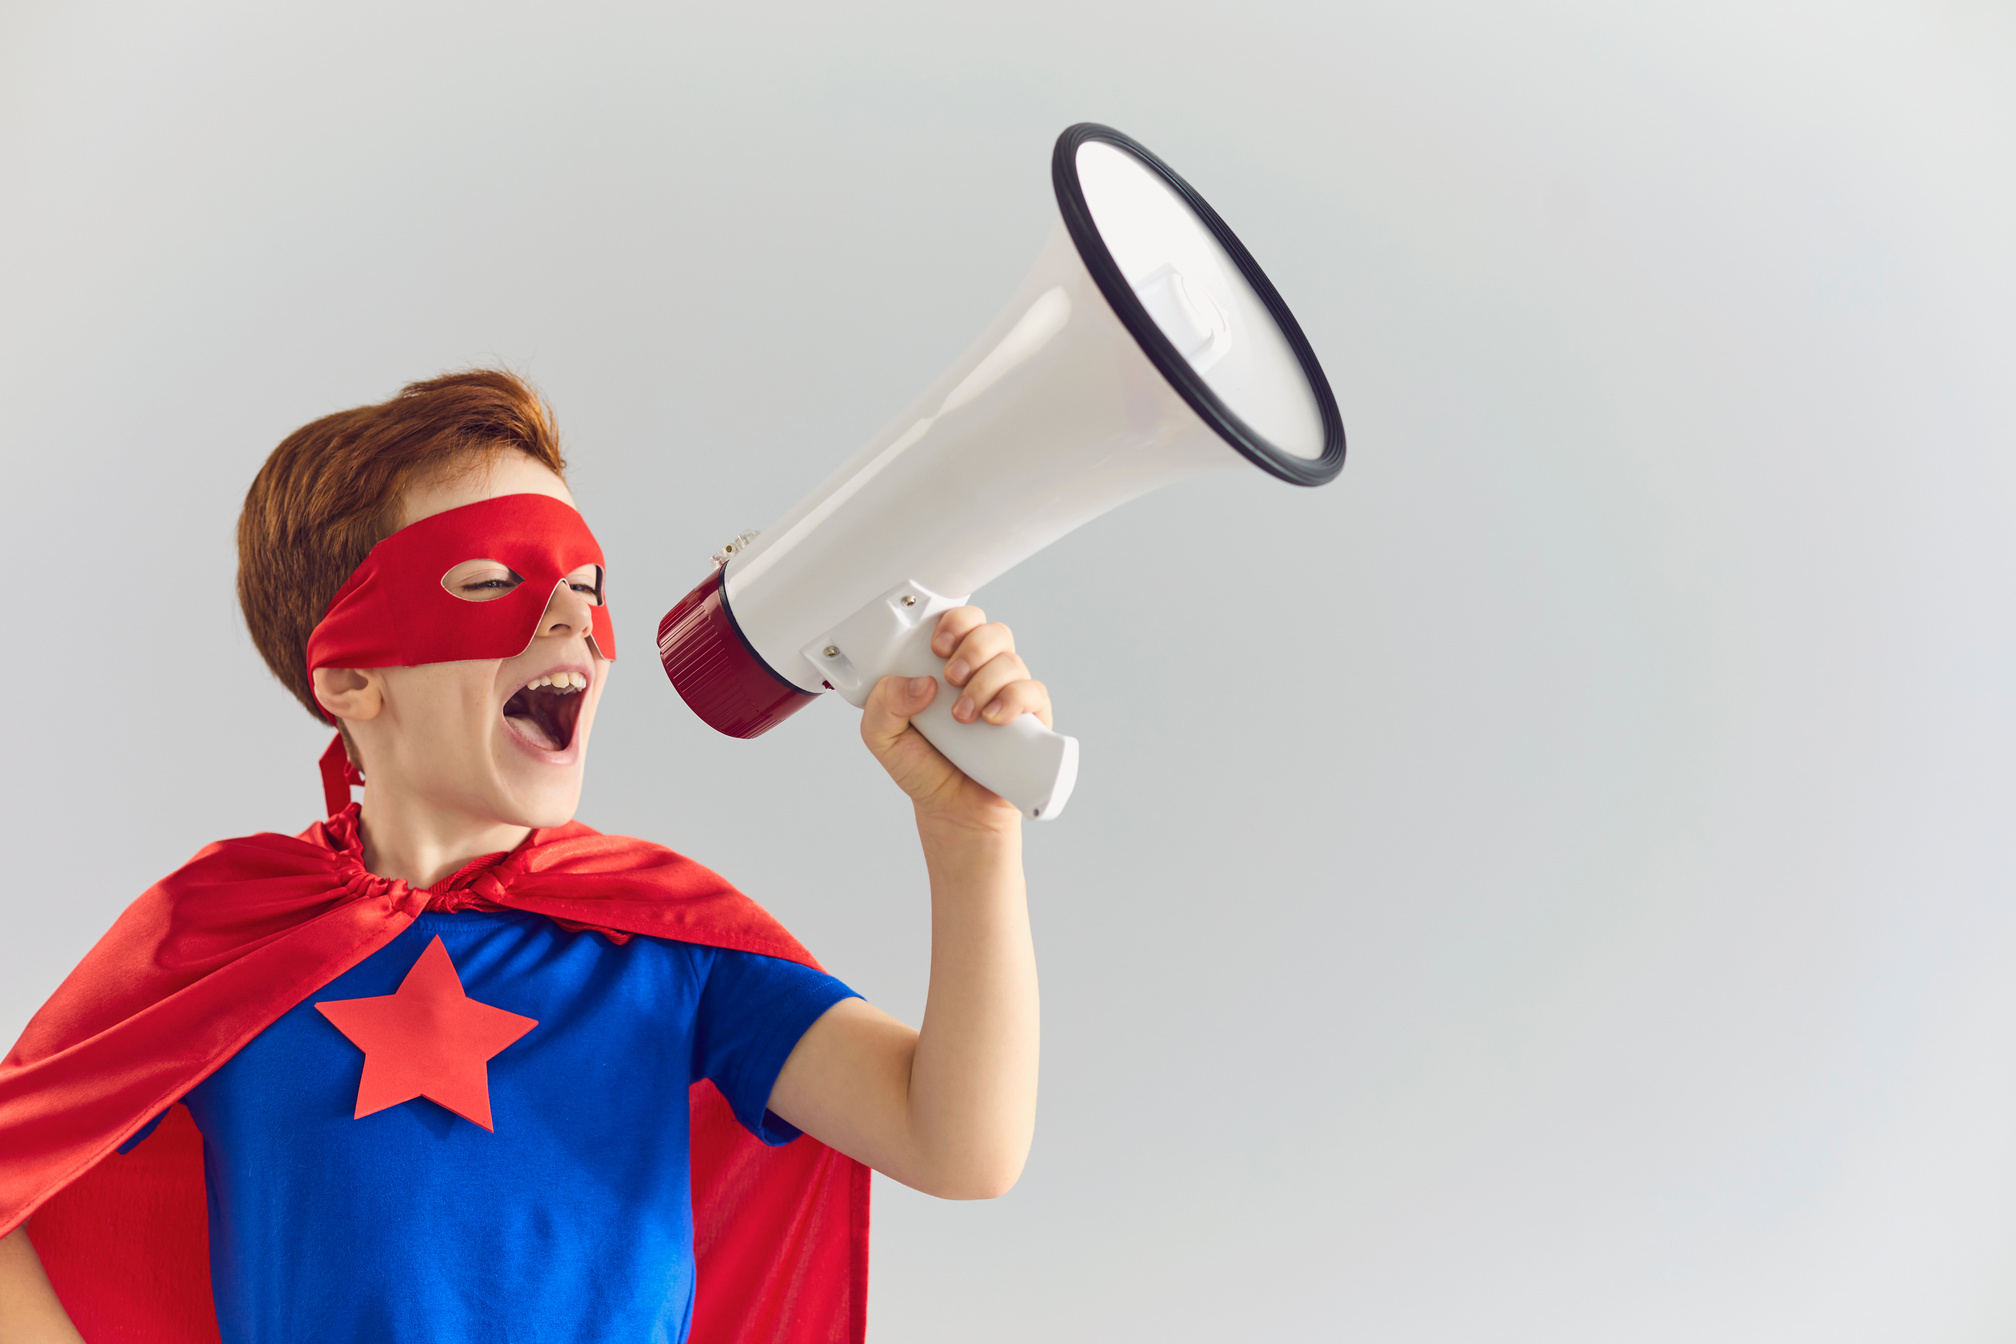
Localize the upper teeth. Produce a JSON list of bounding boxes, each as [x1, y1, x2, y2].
[[527, 672, 587, 692]]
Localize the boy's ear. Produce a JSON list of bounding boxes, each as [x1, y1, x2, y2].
[[312, 667, 385, 722]]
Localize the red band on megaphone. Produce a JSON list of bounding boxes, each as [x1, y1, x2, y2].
[[659, 569, 817, 738]]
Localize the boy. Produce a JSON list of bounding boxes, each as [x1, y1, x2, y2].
[[0, 370, 1045, 1342]]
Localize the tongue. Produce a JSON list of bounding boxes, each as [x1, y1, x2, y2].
[[505, 707, 561, 750]]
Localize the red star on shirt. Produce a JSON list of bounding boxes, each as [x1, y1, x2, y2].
[[315, 935, 538, 1132]]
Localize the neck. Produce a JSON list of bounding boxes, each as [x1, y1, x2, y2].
[[354, 793, 531, 890]]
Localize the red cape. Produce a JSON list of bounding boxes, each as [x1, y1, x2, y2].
[[0, 808, 868, 1344]]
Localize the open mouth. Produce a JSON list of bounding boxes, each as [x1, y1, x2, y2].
[[502, 670, 589, 754]]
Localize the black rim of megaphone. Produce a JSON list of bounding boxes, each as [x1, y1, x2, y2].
[[1051, 123, 1345, 487]]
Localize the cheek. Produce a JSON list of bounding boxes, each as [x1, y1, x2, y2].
[[583, 670, 612, 722], [385, 665, 505, 740]]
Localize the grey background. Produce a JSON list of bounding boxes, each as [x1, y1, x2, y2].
[[3, 1, 2013, 1339]]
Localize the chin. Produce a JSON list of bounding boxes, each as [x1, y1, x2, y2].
[[494, 728, 590, 827], [519, 795, 583, 829], [492, 761, 585, 828]]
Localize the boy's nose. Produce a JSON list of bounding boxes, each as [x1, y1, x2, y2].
[[539, 580, 596, 638]]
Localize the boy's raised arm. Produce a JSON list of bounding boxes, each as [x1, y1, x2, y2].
[[766, 607, 1043, 1201]]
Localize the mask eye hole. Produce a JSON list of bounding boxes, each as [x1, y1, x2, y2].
[[442, 559, 524, 602], [566, 564, 605, 606]]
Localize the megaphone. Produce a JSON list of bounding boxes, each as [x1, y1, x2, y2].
[[658, 123, 1344, 820]]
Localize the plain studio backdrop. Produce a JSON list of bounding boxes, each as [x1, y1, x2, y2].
[[3, 2, 2012, 1339]]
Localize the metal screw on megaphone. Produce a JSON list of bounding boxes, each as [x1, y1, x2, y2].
[[709, 528, 762, 571]]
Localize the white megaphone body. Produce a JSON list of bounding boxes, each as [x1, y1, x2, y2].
[[658, 123, 1344, 820]]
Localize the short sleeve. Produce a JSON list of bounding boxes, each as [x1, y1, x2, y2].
[[691, 948, 858, 1145]]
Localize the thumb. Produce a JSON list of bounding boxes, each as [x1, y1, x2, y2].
[[860, 675, 938, 757]]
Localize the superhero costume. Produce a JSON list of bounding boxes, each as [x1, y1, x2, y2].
[[0, 495, 872, 1343]]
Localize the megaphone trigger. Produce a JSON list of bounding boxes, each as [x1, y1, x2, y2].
[[805, 582, 1081, 821]]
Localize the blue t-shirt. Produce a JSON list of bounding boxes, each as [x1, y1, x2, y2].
[[158, 909, 856, 1344]]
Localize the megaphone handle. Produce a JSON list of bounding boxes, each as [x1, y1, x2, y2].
[[904, 679, 1080, 821], [806, 583, 1082, 821]]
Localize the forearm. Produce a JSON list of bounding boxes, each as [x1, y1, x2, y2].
[[768, 808, 1039, 1199], [901, 811, 1039, 1198], [0, 1226, 86, 1343]]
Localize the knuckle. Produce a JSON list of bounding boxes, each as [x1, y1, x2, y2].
[[973, 659, 1025, 693], [961, 634, 1011, 667]]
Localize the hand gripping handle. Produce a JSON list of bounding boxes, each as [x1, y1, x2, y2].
[[805, 582, 1080, 820]]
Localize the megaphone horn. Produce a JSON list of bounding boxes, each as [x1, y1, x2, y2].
[[658, 123, 1345, 820]]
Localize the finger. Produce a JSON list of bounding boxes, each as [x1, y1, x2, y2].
[[860, 674, 937, 751], [943, 621, 1016, 688], [978, 677, 1052, 729], [952, 650, 1030, 723], [930, 606, 987, 659]]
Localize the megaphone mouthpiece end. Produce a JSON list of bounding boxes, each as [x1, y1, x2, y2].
[[658, 570, 818, 739]]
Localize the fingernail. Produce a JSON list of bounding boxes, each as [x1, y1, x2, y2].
[[909, 677, 934, 697], [945, 658, 970, 685], [954, 695, 975, 721]]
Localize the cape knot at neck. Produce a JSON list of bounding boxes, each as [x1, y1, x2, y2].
[[336, 867, 402, 907], [426, 886, 503, 915], [422, 850, 515, 914]]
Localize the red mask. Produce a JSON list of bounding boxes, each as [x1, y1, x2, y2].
[[305, 493, 616, 724]]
